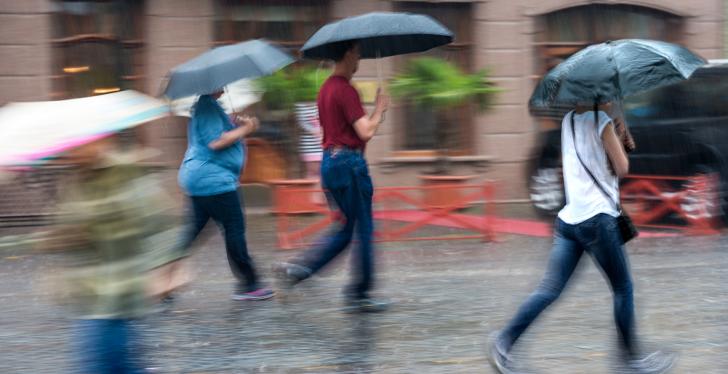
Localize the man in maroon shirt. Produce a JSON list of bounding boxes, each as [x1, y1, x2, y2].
[[275, 40, 389, 312]]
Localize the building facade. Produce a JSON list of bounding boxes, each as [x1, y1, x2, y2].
[[0, 0, 724, 204]]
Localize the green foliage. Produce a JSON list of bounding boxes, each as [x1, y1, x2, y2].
[[390, 57, 500, 112], [256, 69, 294, 111], [289, 67, 331, 103], [256, 66, 332, 110]]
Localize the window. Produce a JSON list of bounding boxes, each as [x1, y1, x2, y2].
[[532, 4, 683, 121], [213, 0, 330, 52], [536, 4, 682, 72], [50, 1, 145, 99], [394, 2, 474, 154]]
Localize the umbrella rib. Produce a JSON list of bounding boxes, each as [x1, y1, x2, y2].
[[530, 39, 704, 109], [627, 41, 684, 77], [549, 47, 592, 104], [611, 44, 623, 103]]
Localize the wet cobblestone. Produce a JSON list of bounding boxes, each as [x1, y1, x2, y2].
[[1, 217, 727, 373]]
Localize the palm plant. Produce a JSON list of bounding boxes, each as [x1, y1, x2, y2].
[[256, 69, 295, 112], [255, 66, 331, 177], [390, 57, 500, 173], [257, 66, 331, 110], [289, 66, 331, 103]]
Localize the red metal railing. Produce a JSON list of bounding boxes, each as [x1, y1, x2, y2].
[[272, 182, 499, 250], [621, 174, 721, 235]]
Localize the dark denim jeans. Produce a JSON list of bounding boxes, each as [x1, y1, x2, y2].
[[74, 319, 143, 374], [501, 213, 637, 357], [300, 149, 375, 299], [183, 190, 259, 291]]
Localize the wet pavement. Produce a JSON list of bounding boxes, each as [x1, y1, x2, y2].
[[1, 215, 727, 373]]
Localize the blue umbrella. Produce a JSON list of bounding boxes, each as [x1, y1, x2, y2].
[[301, 12, 453, 60], [163, 39, 294, 100]]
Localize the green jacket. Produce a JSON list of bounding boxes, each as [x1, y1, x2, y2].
[[51, 155, 185, 319]]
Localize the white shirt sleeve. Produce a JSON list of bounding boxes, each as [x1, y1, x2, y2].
[[597, 111, 613, 137]]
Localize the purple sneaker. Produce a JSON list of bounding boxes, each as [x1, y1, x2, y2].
[[232, 287, 275, 301]]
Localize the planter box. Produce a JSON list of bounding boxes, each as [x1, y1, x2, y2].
[[419, 175, 474, 208], [240, 138, 286, 184], [269, 178, 320, 214]]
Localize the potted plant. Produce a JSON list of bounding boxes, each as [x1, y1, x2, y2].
[[253, 70, 297, 181], [290, 66, 330, 176], [290, 66, 331, 106], [257, 69, 296, 113], [257, 67, 331, 213], [390, 57, 500, 206], [256, 66, 332, 173]]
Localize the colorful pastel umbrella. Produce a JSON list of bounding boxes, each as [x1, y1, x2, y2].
[[0, 90, 169, 167]]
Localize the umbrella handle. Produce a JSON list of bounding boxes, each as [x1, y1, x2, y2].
[[225, 86, 235, 115], [316, 60, 325, 90], [376, 50, 383, 90], [157, 74, 171, 98]]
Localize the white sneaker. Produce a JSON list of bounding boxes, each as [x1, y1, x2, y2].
[[628, 351, 676, 374]]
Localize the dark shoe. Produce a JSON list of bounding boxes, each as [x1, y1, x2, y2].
[[271, 262, 311, 288], [488, 330, 523, 374], [344, 297, 390, 313], [231, 287, 275, 301], [627, 351, 676, 374]]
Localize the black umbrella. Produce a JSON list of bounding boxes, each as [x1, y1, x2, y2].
[[529, 39, 706, 110], [301, 12, 453, 60]]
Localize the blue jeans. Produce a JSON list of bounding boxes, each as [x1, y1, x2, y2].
[[74, 319, 143, 374], [183, 190, 259, 291], [301, 149, 375, 299], [501, 213, 637, 357]]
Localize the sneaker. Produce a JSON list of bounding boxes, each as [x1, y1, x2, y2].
[[343, 297, 390, 313], [488, 330, 523, 374], [232, 287, 275, 301], [627, 351, 676, 374], [271, 262, 311, 288]]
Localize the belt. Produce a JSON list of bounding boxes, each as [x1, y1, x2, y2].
[[326, 146, 363, 155]]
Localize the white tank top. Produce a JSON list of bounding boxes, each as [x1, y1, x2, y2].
[[557, 110, 620, 224]]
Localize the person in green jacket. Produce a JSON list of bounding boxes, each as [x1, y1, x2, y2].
[[37, 137, 185, 373]]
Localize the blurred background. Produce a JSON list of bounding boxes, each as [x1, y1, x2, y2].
[[1, 1, 728, 373], [0, 0, 725, 226], [0, 0, 726, 225]]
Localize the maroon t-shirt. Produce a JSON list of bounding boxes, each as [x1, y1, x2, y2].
[[318, 75, 367, 150]]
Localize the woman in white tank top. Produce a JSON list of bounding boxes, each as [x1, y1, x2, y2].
[[489, 103, 675, 373]]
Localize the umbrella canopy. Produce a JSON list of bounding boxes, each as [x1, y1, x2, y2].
[[170, 79, 262, 117], [301, 12, 453, 60], [163, 39, 294, 100], [0, 90, 168, 167], [529, 39, 706, 109]]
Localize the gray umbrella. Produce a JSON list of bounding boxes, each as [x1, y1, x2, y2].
[[301, 12, 453, 60], [530, 39, 706, 110], [163, 39, 294, 100]]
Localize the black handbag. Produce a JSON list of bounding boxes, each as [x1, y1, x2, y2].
[[570, 111, 638, 244]]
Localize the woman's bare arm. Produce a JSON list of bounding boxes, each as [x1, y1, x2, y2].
[[602, 123, 629, 178]]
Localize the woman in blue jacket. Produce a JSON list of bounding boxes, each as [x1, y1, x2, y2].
[[178, 90, 273, 301]]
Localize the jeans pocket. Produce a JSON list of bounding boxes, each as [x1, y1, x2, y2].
[[581, 214, 620, 249], [351, 161, 373, 198], [357, 172, 374, 198], [321, 156, 348, 190]]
